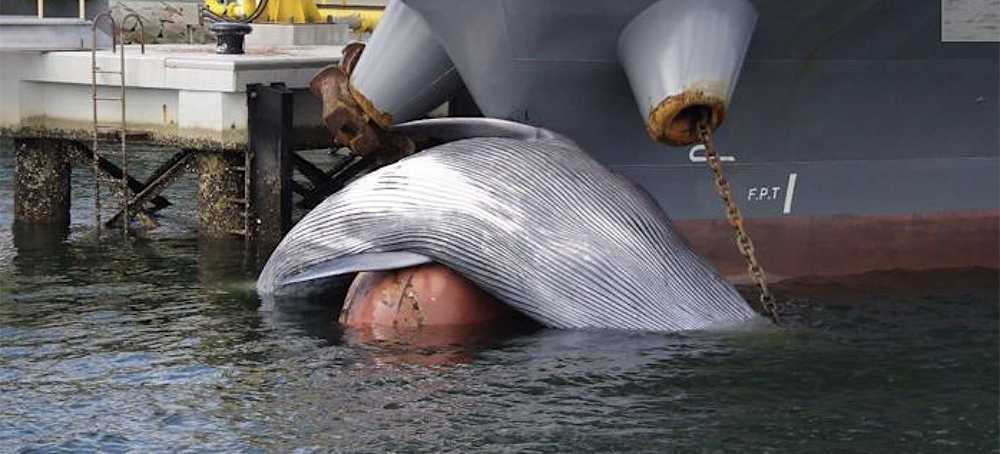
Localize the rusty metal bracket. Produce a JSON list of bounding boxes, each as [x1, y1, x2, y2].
[[310, 43, 414, 165]]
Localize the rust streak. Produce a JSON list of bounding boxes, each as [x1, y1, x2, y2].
[[646, 90, 726, 146]]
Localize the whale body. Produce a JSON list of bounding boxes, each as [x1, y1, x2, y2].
[[257, 118, 759, 331]]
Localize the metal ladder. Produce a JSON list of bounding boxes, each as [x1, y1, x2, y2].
[[226, 149, 254, 239], [91, 12, 145, 233]]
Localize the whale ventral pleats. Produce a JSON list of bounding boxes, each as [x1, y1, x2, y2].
[[257, 118, 759, 332]]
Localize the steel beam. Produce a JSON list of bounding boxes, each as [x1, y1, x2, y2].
[[248, 83, 294, 245]]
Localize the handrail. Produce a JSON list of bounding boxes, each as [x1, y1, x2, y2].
[[91, 11, 117, 53], [119, 13, 147, 54]]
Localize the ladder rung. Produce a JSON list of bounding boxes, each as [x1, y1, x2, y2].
[[228, 229, 248, 236], [94, 97, 123, 101], [94, 124, 123, 129], [228, 166, 247, 172], [93, 69, 122, 75]]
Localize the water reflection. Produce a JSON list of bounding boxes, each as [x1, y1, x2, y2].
[[10, 222, 71, 277], [2, 222, 997, 452], [1, 142, 997, 452], [340, 323, 541, 366]]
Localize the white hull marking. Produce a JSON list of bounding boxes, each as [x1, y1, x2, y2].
[[688, 144, 736, 163], [783, 173, 798, 214]]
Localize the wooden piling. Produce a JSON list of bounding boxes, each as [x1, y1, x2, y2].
[[197, 151, 246, 238], [14, 138, 71, 227]]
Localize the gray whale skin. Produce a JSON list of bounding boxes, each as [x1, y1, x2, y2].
[[256, 118, 760, 331]]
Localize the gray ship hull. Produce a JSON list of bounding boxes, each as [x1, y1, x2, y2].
[[396, 0, 999, 279]]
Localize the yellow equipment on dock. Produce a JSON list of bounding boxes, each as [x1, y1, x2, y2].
[[203, 0, 383, 30]]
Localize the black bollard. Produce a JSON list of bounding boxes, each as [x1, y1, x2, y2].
[[209, 22, 252, 55]]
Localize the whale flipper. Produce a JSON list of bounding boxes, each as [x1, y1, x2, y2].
[[280, 251, 434, 287]]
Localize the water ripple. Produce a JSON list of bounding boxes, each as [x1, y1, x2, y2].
[[0, 144, 997, 452]]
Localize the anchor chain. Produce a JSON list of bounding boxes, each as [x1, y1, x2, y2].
[[696, 120, 780, 324]]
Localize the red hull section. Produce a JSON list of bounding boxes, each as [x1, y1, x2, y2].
[[340, 263, 517, 328], [677, 210, 1000, 282]]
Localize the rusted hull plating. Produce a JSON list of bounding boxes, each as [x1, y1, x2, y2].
[[340, 263, 518, 327], [678, 210, 1000, 281]]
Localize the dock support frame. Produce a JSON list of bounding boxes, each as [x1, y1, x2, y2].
[[248, 83, 294, 246]]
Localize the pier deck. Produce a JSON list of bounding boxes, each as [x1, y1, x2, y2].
[[2, 43, 355, 245], [1, 44, 340, 150]]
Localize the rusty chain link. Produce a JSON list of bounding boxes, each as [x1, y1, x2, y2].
[[696, 120, 780, 325]]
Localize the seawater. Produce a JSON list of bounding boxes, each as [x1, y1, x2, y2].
[[1, 141, 997, 453]]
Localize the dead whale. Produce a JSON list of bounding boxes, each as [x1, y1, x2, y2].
[[257, 118, 760, 331]]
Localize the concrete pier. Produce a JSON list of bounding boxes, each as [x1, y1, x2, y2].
[[0, 45, 337, 150], [14, 138, 71, 226], [0, 42, 364, 247]]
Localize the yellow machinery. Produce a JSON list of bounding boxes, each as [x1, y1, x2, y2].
[[203, 0, 383, 30]]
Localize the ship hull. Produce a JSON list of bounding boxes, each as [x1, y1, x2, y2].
[[678, 210, 999, 281], [398, 0, 999, 278]]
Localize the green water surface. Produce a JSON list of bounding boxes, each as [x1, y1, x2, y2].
[[0, 143, 997, 453]]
